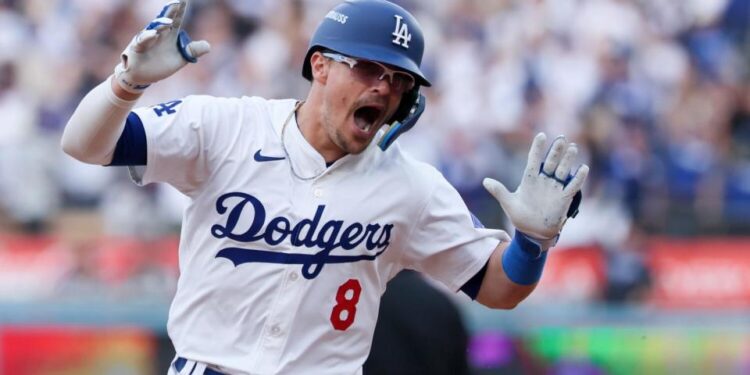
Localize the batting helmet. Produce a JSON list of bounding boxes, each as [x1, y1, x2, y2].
[[302, 0, 431, 87]]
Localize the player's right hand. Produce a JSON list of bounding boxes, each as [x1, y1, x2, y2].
[[114, 0, 210, 94], [483, 133, 589, 250]]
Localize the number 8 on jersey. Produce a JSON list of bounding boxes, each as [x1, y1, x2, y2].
[[330, 279, 362, 331]]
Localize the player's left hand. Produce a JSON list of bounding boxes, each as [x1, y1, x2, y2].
[[483, 133, 589, 248]]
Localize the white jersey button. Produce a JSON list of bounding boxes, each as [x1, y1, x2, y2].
[[270, 324, 282, 336], [313, 188, 323, 198], [290, 272, 298, 281]]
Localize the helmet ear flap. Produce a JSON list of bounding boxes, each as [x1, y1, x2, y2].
[[378, 90, 426, 151], [389, 87, 419, 124]]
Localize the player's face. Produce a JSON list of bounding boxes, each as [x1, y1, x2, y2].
[[320, 53, 412, 155]]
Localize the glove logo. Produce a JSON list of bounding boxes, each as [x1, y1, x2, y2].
[[391, 15, 411, 48]]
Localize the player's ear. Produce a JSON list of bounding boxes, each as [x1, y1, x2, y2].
[[310, 51, 330, 84]]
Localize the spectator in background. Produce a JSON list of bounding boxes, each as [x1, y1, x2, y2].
[[0, 0, 746, 246], [603, 224, 651, 304], [0, 60, 57, 232]]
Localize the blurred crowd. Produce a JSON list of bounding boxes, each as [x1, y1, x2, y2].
[[0, 11, 747, 375], [0, 0, 749, 299]]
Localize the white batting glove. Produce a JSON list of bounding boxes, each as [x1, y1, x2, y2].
[[483, 133, 589, 250], [114, 0, 211, 94]]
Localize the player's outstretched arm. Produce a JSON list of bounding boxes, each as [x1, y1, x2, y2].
[[61, 0, 209, 165], [475, 133, 589, 309]]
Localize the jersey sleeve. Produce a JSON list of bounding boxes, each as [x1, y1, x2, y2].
[[128, 96, 239, 196], [399, 176, 508, 292]]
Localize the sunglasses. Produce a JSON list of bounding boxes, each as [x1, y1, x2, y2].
[[322, 52, 416, 94]]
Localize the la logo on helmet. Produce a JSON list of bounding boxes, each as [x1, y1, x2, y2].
[[392, 15, 411, 48]]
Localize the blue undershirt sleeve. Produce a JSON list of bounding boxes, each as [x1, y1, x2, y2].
[[460, 261, 488, 300], [106, 112, 147, 166], [460, 211, 489, 300]]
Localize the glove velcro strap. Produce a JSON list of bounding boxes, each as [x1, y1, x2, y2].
[[501, 230, 550, 285]]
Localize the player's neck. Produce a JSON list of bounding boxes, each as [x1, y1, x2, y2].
[[296, 99, 346, 164]]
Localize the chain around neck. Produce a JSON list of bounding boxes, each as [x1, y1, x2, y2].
[[280, 101, 324, 181]]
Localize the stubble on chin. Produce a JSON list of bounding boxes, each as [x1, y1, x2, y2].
[[322, 105, 372, 156]]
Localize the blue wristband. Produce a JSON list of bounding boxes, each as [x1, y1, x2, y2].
[[501, 230, 549, 285]]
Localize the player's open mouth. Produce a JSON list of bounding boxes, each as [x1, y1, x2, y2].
[[353, 105, 384, 133]]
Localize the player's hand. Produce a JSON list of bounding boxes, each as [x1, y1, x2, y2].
[[113, 0, 211, 94], [483, 133, 589, 248]]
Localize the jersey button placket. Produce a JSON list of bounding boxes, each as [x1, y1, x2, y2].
[[270, 324, 282, 336], [258, 268, 305, 371], [313, 187, 323, 198]]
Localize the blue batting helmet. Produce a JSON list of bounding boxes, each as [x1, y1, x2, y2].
[[302, 0, 431, 87]]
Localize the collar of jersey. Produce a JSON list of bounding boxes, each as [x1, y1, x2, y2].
[[275, 99, 383, 180]]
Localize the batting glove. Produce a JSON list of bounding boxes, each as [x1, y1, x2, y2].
[[483, 133, 589, 250], [113, 0, 210, 94]]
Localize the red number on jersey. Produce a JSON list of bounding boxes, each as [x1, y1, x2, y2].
[[330, 279, 362, 331]]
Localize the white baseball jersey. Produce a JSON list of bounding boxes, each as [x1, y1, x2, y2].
[[129, 95, 506, 374]]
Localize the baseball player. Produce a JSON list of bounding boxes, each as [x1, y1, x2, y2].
[[61, 0, 588, 374]]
